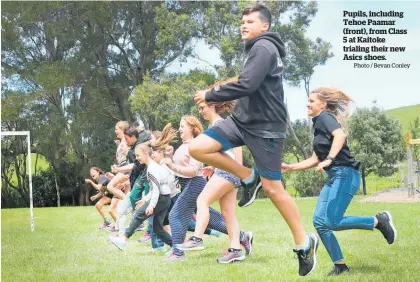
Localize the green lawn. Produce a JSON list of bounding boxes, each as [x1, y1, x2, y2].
[[386, 104, 420, 133], [2, 198, 419, 282]]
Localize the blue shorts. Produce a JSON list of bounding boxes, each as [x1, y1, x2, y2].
[[204, 116, 284, 181]]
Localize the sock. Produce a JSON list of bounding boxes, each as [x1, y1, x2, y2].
[[210, 230, 220, 237], [228, 248, 241, 253], [295, 234, 310, 252], [242, 169, 255, 185]]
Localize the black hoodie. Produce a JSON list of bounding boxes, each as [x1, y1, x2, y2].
[[205, 32, 287, 137], [127, 130, 151, 188]]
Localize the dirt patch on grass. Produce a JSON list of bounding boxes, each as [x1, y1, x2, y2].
[[359, 189, 420, 203]]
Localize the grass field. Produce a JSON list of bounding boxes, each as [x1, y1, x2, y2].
[[2, 198, 419, 282], [386, 104, 420, 133]]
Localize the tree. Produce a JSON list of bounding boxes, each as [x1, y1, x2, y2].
[[130, 70, 214, 131], [347, 105, 406, 194], [283, 118, 312, 162]]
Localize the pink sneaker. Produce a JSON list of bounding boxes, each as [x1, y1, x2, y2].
[[105, 225, 118, 232], [138, 232, 151, 243], [164, 252, 186, 262], [99, 221, 111, 229]]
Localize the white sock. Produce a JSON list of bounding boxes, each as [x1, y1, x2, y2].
[[295, 234, 310, 252], [242, 169, 255, 185]]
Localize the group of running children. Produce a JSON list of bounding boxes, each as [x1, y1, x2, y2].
[[85, 3, 397, 277]]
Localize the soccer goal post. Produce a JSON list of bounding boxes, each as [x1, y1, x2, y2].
[[1, 131, 34, 232]]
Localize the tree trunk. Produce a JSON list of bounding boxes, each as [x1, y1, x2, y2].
[[287, 118, 309, 159], [285, 104, 309, 159], [78, 189, 85, 206], [72, 193, 75, 206], [34, 152, 39, 177], [54, 172, 61, 207], [85, 188, 89, 206], [362, 168, 367, 195], [308, 117, 313, 149]]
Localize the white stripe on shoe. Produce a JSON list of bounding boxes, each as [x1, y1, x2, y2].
[[384, 211, 397, 244]]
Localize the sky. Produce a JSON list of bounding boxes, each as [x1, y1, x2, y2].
[[166, 1, 420, 121]]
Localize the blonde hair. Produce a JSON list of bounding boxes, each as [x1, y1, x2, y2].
[[136, 123, 178, 158], [116, 121, 129, 131], [135, 143, 152, 158], [311, 88, 352, 118], [151, 131, 163, 140], [152, 123, 178, 150], [181, 115, 204, 137], [203, 78, 237, 114]]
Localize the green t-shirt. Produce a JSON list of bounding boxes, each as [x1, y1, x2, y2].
[[129, 175, 149, 208]]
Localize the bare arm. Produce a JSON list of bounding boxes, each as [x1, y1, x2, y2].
[[168, 157, 202, 178], [283, 152, 320, 172], [328, 128, 347, 158], [86, 179, 104, 192], [315, 128, 347, 172], [112, 163, 134, 173]]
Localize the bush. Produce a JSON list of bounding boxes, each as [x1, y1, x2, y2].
[[294, 169, 326, 197], [32, 170, 57, 207]]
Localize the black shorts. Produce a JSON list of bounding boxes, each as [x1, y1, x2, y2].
[[203, 116, 284, 181]]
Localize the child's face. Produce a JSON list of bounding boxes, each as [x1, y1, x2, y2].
[[90, 169, 99, 181], [135, 149, 148, 164]]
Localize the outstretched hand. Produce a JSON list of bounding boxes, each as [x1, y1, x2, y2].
[[194, 90, 207, 104], [316, 159, 332, 173], [281, 163, 293, 173]]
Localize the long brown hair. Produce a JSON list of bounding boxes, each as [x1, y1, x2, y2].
[[181, 116, 204, 137], [151, 123, 178, 151], [204, 78, 237, 114], [311, 87, 352, 118]]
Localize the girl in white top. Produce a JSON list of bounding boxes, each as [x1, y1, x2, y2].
[[108, 137, 175, 251]]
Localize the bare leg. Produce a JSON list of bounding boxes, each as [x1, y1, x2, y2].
[[219, 186, 241, 249], [189, 135, 251, 180], [106, 173, 128, 199], [109, 198, 120, 223], [96, 196, 111, 220], [261, 178, 306, 245]]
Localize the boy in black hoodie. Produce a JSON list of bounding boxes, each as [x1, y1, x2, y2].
[[190, 4, 318, 276]]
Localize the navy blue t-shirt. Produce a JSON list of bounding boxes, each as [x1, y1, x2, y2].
[[312, 111, 360, 170]]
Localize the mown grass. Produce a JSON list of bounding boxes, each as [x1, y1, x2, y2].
[[2, 198, 419, 282], [386, 104, 420, 133]]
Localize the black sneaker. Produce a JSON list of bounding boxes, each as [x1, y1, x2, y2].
[[293, 233, 319, 276], [238, 168, 262, 207], [375, 211, 397, 244], [328, 264, 350, 276]]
